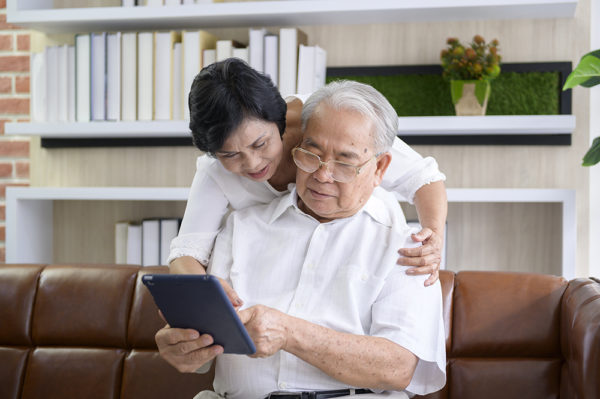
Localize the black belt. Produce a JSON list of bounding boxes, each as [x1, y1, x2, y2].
[[266, 388, 373, 399]]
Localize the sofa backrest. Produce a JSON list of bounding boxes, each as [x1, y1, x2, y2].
[[2, 264, 596, 399], [0, 264, 212, 399], [428, 270, 568, 399]]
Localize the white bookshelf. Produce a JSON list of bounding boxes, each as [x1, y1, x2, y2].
[[6, 187, 576, 279], [7, 0, 578, 33], [5, 115, 576, 139]]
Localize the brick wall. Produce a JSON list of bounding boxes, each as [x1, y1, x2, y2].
[[0, 1, 30, 263]]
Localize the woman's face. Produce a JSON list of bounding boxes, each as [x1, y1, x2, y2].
[[215, 119, 283, 181]]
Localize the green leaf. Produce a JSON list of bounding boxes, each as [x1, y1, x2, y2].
[[450, 80, 464, 104], [563, 50, 600, 90], [474, 81, 491, 106], [582, 136, 600, 166]]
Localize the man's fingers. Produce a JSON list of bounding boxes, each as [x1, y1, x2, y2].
[[156, 327, 200, 346], [398, 244, 436, 258], [217, 277, 244, 307], [410, 228, 433, 242], [176, 334, 216, 355], [238, 307, 254, 325]]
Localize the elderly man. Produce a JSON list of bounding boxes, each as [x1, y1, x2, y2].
[[156, 80, 446, 399]]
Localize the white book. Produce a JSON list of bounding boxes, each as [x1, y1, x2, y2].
[[160, 218, 180, 265], [75, 34, 91, 122], [232, 47, 249, 63], [154, 31, 180, 120], [202, 49, 216, 67], [182, 30, 217, 120], [142, 219, 160, 266], [57, 45, 68, 122], [297, 44, 315, 95], [279, 28, 307, 98], [172, 42, 183, 120], [122, 0, 135, 6], [115, 221, 129, 264], [31, 52, 46, 122], [249, 28, 267, 72], [182, 0, 195, 4], [67, 46, 75, 122], [314, 45, 327, 92], [216, 40, 242, 62], [164, 0, 181, 4], [126, 223, 142, 265], [106, 32, 121, 121], [145, 0, 163, 5], [137, 32, 154, 121], [45, 46, 58, 123], [91, 32, 107, 121], [263, 34, 278, 86], [121, 32, 137, 121]]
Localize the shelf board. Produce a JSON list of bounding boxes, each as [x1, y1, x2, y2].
[[5, 115, 576, 147], [7, 0, 578, 33]]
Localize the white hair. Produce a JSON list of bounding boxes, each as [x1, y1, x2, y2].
[[300, 80, 398, 153]]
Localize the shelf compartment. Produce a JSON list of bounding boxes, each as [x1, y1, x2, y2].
[[7, 0, 579, 33]]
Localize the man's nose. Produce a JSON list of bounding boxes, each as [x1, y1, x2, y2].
[[312, 161, 335, 183]]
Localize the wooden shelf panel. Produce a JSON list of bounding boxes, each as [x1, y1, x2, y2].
[[7, 0, 578, 33]]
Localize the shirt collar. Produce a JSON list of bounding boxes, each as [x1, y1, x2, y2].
[[267, 185, 394, 228]]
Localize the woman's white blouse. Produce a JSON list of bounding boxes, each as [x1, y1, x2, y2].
[[168, 136, 445, 265]]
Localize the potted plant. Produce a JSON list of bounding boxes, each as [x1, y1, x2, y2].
[[563, 50, 600, 166], [441, 35, 501, 116]]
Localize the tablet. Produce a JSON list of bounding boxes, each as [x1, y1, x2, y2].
[[142, 274, 256, 355]]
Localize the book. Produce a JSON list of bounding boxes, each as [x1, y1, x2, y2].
[[74, 33, 91, 122], [57, 45, 69, 122], [122, 0, 135, 6], [106, 32, 122, 121], [160, 218, 180, 265], [279, 28, 307, 97], [144, 0, 163, 5], [91, 32, 107, 121], [172, 42, 183, 120], [45, 46, 58, 123], [115, 221, 129, 264], [127, 223, 142, 265], [154, 31, 181, 120], [263, 34, 278, 86], [30, 51, 46, 122], [249, 28, 267, 72], [142, 219, 160, 266], [297, 44, 327, 95], [67, 46, 75, 122], [232, 47, 249, 63], [202, 49, 216, 67], [121, 32, 137, 121], [137, 32, 154, 121], [216, 39, 244, 62], [165, 0, 181, 4], [182, 30, 218, 120]]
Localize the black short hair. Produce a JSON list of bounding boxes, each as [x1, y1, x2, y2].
[[188, 58, 287, 156]]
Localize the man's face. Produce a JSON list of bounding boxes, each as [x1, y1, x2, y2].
[[295, 103, 391, 222]]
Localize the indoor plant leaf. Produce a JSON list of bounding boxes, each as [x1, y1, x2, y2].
[[450, 80, 465, 104], [474, 80, 491, 106], [563, 49, 600, 89], [582, 136, 600, 166]]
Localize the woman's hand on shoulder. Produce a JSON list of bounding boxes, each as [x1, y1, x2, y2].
[[397, 227, 443, 286]]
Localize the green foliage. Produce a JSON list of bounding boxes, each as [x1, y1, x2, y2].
[[563, 50, 600, 89], [583, 137, 600, 166], [564, 49, 600, 166], [450, 80, 490, 105], [326, 71, 559, 116], [441, 35, 501, 81]]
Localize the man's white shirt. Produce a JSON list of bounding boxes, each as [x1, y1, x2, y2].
[[207, 186, 446, 399]]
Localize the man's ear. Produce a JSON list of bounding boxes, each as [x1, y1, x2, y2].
[[373, 152, 392, 186]]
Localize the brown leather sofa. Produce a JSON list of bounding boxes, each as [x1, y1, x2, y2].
[[1, 264, 599, 399]]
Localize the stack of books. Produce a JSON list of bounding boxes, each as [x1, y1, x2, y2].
[[115, 218, 182, 266], [30, 27, 326, 123]]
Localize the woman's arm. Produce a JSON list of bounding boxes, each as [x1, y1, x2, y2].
[[400, 181, 447, 286], [380, 137, 448, 285]]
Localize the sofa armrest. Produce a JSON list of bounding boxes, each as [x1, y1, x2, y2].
[[561, 278, 600, 399]]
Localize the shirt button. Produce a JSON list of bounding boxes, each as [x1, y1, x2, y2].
[[279, 382, 287, 389], [361, 273, 369, 281], [295, 303, 304, 309], [307, 263, 315, 269]]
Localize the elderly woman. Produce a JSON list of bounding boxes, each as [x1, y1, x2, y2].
[[168, 58, 447, 293]]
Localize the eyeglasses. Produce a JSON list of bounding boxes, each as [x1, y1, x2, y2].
[[291, 147, 380, 183]]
